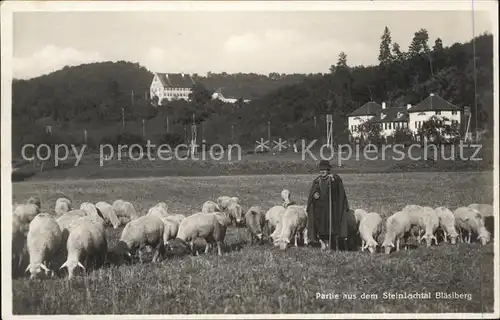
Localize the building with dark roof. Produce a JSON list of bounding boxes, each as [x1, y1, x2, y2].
[[407, 93, 462, 133], [347, 93, 463, 139], [150, 72, 196, 103]]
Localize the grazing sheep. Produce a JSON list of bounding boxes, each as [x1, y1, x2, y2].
[[353, 209, 368, 225], [454, 207, 491, 245], [434, 206, 459, 244], [26, 213, 62, 279], [56, 210, 88, 242], [59, 217, 107, 279], [468, 203, 494, 217], [113, 199, 140, 222], [417, 206, 439, 247], [245, 206, 266, 244], [273, 205, 308, 251], [14, 203, 40, 225], [12, 213, 27, 272], [401, 204, 424, 241], [216, 196, 238, 211], [202, 200, 221, 213], [153, 202, 169, 212], [27, 196, 41, 209], [168, 212, 225, 256], [280, 189, 295, 208], [114, 214, 165, 263], [264, 206, 285, 232], [469, 203, 494, 236], [204, 211, 232, 254], [226, 201, 244, 226], [382, 210, 413, 254], [147, 205, 180, 245], [95, 201, 121, 229], [358, 212, 382, 253], [80, 202, 100, 217], [55, 197, 72, 216]]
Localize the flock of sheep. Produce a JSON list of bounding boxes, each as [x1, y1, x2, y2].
[[11, 189, 494, 281]]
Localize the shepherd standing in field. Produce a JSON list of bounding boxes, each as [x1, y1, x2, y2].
[[306, 160, 353, 251]]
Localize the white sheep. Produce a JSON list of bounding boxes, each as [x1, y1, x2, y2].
[[226, 201, 244, 226], [168, 212, 225, 256], [14, 203, 40, 225], [12, 213, 27, 271], [353, 209, 369, 225], [56, 209, 88, 241], [417, 206, 439, 247], [147, 205, 180, 245], [201, 200, 221, 213], [204, 211, 232, 254], [280, 189, 295, 208], [27, 196, 42, 209], [244, 206, 266, 244], [95, 201, 121, 229], [382, 210, 413, 254], [216, 196, 238, 211], [80, 202, 100, 216], [265, 205, 287, 239], [55, 197, 72, 216], [401, 204, 424, 241], [115, 214, 165, 263], [358, 212, 382, 253], [468, 203, 494, 218], [454, 206, 490, 245], [434, 206, 459, 244], [25, 213, 62, 279], [113, 199, 140, 222], [273, 205, 308, 251], [59, 216, 107, 279]]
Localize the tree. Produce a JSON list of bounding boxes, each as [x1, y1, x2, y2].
[[359, 122, 384, 146], [433, 38, 444, 51], [392, 42, 405, 63], [336, 51, 348, 69], [378, 26, 393, 65], [408, 28, 430, 57]]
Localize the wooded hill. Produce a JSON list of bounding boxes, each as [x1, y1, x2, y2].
[[11, 28, 494, 154]]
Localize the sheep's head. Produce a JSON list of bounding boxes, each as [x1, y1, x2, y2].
[[421, 234, 437, 247], [382, 241, 394, 254], [26, 262, 50, 280], [366, 239, 379, 253], [274, 236, 290, 251], [60, 260, 85, 279], [478, 229, 491, 246], [228, 203, 243, 226]]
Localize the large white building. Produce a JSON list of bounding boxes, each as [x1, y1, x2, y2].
[[347, 93, 462, 139], [150, 72, 195, 104]]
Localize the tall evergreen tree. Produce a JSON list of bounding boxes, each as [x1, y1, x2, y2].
[[392, 42, 405, 62], [408, 28, 430, 57], [378, 26, 393, 65], [433, 37, 444, 51]]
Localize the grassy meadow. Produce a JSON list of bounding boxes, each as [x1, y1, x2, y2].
[[11, 171, 496, 314]]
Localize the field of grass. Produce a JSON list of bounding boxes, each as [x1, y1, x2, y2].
[[12, 143, 494, 182], [11, 171, 496, 314]]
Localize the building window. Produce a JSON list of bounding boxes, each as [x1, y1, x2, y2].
[[388, 122, 392, 130], [452, 111, 457, 115], [384, 123, 387, 130], [435, 111, 441, 115]]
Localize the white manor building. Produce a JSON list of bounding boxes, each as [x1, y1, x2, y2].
[[348, 93, 462, 139], [150, 72, 195, 104]]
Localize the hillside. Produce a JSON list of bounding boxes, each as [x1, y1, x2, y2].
[[11, 28, 494, 157]]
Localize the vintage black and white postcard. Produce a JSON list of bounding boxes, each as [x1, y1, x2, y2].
[[1, 0, 499, 318]]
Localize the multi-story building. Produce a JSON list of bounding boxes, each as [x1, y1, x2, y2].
[[150, 72, 195, 104], [347, 93, 462, 140]]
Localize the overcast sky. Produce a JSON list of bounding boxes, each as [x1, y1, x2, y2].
[[12, 9, 493, 80]]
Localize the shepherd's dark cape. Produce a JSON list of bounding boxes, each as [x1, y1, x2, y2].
[[306, 174, 352, 240]]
